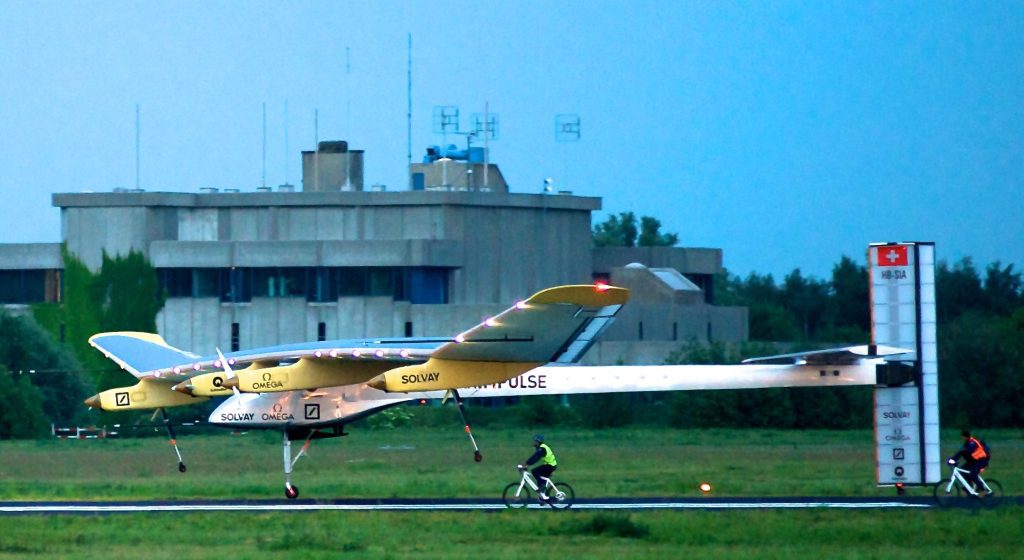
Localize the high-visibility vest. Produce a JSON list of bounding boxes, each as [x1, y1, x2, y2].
[[539, 443, 557, 467], [969, 437, 988, 460]]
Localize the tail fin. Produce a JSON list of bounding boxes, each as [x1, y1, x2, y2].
[[89, 332, 199, 378]]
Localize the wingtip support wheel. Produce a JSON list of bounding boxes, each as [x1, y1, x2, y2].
[[285, 483, 299, 500], [178, 462, 187, 473], [474, 451, 483, 463]]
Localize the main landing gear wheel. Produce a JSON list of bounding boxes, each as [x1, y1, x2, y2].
[[285, 483, 300, 500]]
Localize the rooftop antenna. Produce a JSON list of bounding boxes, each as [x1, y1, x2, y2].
[[555, 113, 581, 191], [432, 105, 460, 148], [314, 108, 320, 190], [407, 33, 413, 189], [283, 99, 290, 184], [344, 47, 352, 191], [134, 104, 140, 189], [345, 46, 351, 140], [472, 105, 499, 189], [261, 102, 267, 188]]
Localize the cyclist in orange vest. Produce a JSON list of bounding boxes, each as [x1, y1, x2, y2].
[[947, 429, 990, 495]]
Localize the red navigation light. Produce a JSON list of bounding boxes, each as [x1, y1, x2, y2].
[[595, 282, 611, 292]]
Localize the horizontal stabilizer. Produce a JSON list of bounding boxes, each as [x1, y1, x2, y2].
[[740, 344, 912, 366], [89, 332, 199, 378]]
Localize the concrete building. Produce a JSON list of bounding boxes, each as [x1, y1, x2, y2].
[[0, 142, 747, 365]]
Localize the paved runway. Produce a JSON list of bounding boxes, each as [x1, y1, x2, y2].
[[0, 497, 954, 515]]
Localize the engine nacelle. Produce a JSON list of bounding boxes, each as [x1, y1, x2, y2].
[[226, 359, 389, 393], [85, 378, 208, 411], [366, 358, 541, 392]]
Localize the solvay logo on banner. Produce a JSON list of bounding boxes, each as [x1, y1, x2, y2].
[[869, 242, 940, 486]]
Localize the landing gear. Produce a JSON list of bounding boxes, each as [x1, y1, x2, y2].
[[448, 389, 483, 462], [159, 408, 187, 474], [282, 430, 314, 500]]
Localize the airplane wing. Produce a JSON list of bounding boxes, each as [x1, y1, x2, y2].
[[85, 284, 628, 410], [739, 344, 913, 365], [367, 284, 629, 392]]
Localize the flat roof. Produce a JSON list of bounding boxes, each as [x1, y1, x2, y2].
[[53, 190, 601, 211]]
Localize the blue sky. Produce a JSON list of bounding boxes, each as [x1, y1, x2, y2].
[[2, 1, 1021, 279]]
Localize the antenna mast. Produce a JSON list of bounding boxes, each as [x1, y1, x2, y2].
[[261, 102, 267, 188], [134, 104, 140, 189], [407, 33, 413, 189], [284, 99, 290, 184]]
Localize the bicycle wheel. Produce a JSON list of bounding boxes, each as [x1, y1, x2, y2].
[[547, 481, 575, 510], [979, 479, 1003, 508], [503, 482, 532, 509], [932, 480, 962, 507]]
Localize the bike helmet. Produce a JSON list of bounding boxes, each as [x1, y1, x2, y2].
[[533, 434, 544, 443]]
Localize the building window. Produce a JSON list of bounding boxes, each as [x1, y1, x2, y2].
[[219, 268, 252, 303], [403, 268, 448, 304], [638, 321, 644, 341], [404, 321, 413, 337], [673, 322, 678, 341], [158, 266, 451, 304], [0, 269, 51, 303], [317, 322, 326, 342], [231, 323, 240, 351]]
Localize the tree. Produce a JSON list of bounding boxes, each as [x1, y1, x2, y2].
[[936, 258, 983, 323], [92, 250, 165, 333], [638, 216, 678, 247], [0, 366, 50, 439], [592, 211, 638, 247], [33, 249, 165, 395], [982, 261, 1022, 317], [824, 256, 869, 342], [781, 269, 828, 340], [0, 311, 93, 427], [593, 212, 679, 247]]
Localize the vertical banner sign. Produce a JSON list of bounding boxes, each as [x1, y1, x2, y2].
[[870, 242, 940, 485]]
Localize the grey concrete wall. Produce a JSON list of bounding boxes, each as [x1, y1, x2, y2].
[[600, 302, 746, 344], [149, 240, 463, 268], [449, 203, 593, 304], [593, 246, 723, 276], [63, 207, 154, 269], [157, 297, 506, 356], [0, 243, 62, 269]]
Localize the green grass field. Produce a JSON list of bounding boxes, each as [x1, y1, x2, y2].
[[0, 426, 1020, 558]]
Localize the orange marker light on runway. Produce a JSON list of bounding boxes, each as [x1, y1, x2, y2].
[[699, 482, 712, 494]]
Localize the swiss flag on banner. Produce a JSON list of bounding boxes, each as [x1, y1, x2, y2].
[[877, 245, 909, 267]]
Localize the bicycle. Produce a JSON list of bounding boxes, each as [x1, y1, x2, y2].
[[502, 466, 575, 509], [933, 462, 1002, 508]]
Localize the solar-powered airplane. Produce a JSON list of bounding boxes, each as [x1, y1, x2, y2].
[[84, 283, 909, 498]]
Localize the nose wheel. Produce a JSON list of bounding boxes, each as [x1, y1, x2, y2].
[[282, 430, 313, 500]]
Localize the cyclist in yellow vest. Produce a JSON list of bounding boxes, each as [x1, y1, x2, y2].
[[519, 434, 557, 502], [948, 429, 990, 495]]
